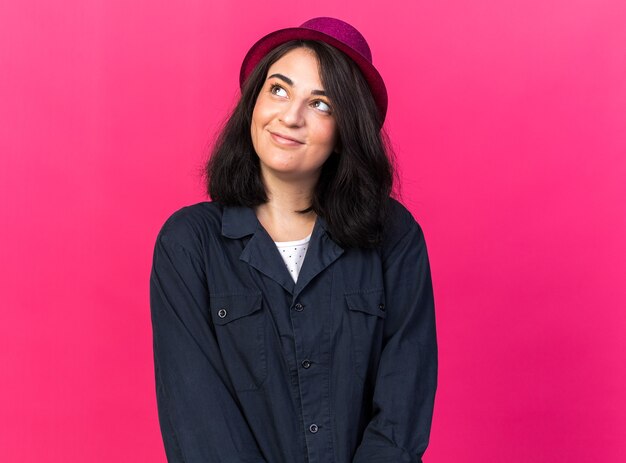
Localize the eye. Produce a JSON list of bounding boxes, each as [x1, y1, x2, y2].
[[269, 83, 287, 97], [312, 100, 332, 114]]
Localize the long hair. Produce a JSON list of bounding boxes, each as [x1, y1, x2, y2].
[[204, 39, 399, 249]]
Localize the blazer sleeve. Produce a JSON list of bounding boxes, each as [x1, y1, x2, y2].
[[352, 217, 438, 463], [150, 226, 267, 463]]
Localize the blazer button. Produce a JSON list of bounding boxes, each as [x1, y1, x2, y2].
[[217, 308, 227, 318], [309, 423, 318, 433], [294, 302, 304, 311], [378, 303, 385, 311], [301, 360, 311, 369]]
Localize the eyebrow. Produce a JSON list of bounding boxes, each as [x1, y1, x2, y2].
[[267, 73, 327, 96]]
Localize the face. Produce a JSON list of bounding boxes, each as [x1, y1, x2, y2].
[[250, 47, 338, 184]]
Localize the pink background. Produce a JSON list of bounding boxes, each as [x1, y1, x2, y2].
[[1, 0, 625, 461]]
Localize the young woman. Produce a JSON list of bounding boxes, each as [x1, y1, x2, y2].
[[150, 16, 438, 463]]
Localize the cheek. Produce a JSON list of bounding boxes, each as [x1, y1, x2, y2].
[[250, 107, 266, 144], [250, 120, 258, 146], [252, 95, 274, 122], [251, 99, 264, 128], [317, 121, 338, 147]]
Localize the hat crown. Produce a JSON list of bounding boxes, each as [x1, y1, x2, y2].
[[299, 17, 373, 63]]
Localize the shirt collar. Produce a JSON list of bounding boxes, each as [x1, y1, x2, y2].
[[221, 204, 330, 239], [221, 204, 260, 238]]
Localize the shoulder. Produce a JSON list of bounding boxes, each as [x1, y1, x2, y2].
[[155, 201, 224, 255], [380, 197, 426, 255], [384, 196, 423, 237]]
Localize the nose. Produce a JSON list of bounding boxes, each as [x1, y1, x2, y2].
[[279, 99, 305, 127]]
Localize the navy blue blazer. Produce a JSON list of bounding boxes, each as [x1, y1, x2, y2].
[[149, 198, 437, 462]]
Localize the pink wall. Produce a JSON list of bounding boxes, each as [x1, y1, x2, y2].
[[1, 1, 624, 461]]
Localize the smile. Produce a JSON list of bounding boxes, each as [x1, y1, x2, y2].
[[269, 131, 304, 147]]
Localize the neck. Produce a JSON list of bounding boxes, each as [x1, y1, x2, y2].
[[258, 167, 319, 213], [254, 170, 319, 241]]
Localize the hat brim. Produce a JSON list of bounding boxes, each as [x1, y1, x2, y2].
[[239, 27, 388, 124]]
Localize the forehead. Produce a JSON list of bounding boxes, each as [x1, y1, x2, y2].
[[266, 47, 322, 84]]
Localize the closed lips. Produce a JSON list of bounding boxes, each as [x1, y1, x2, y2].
[[270, 132, 304, 144]]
